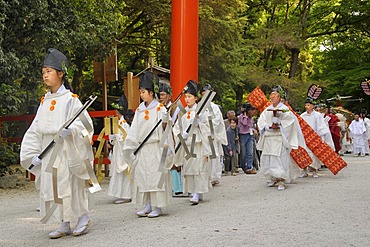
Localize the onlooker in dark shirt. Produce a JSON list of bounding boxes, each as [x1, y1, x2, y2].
[[223, 117, 240, 175]]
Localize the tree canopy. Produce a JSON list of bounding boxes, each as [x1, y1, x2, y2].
[[1, 0, 369, 117]]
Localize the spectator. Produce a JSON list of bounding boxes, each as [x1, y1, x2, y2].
[[238, 103, 257, 174], [224, 110, 236, 130], [223, 117, 240, 176]]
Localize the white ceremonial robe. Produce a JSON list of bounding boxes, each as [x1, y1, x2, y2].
[[337, 113, 347, 154], [166, 101, 184, 194], [122, 99, 171, 207], [173, 103, 212, 193], [108, 117, 132, 199], [20, 85, 94, 223], [364, 117, 370, 154], [205, 102, 227, 182], [349, 120, 367, 155], [257, 102, 300, 183], [301, 110, 335, 169]]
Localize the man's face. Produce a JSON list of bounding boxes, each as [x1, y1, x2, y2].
[[228, 112, 235, 120], [252, 109, 257, 115], [354, 114, 359, 121], [159, 91, 171, 105], [270, 92, 281, 105], [305, 103, 314, 112]]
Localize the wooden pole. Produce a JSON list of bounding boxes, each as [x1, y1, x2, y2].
[[102, 61, 108, 111], [127, 72, 133, 109]]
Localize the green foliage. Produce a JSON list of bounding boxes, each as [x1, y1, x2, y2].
[[0, 0, 127, 112], [0, 0, 369, 117], [198, 0, 247, 109], [0, 83, 24, 116], [0, 139, 19, 177], [312, 26, 370, 112], [116, 0, 172, 73], [217, 89, 237, 115]]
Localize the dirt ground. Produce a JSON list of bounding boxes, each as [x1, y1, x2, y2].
[[0, 154, 369, 247]]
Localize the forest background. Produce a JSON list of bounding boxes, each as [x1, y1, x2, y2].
[[1, 0, 369, 176], [1, 0, 370, 117]]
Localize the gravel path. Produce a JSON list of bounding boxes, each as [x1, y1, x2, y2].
[[0, 154, 369, 247]]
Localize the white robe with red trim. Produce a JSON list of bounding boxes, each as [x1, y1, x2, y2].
[[173, 103, 212, 193], [108, 116, 132, 199], [20, 85, 94, 223], [123, 99, 172, 207]]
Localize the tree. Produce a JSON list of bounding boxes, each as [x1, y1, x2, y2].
[[198, 0, 247, 111], [115, 0, 172, 73], [235, 0, 370, 110], [0, 0, 128, 114], [312, 34, 370, 111]]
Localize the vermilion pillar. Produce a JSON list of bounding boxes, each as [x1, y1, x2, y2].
[[170, 0, 199, 98]]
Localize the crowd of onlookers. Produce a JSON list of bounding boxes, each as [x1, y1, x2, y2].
[[222, 103, 260, 176], [221, 104, 370, 177]]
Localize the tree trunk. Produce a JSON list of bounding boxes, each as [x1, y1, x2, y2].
[[289, 48, 300, 78], [72, 57, 83, 94], [235, 84, 244, 109]]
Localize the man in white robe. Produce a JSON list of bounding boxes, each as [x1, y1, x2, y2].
[[300, 98, 335, 178], [201, 84, 227, 186], [158, 80, 183, 196], [349, 114, 367, 157], [257, 86, 300, 191]]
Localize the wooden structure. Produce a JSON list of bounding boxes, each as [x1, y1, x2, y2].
[[123, 58, 170, 110], [93, 46, 118, 111]]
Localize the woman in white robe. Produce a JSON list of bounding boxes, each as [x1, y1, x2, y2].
[[360, 112, 370, 154], [122, 71, 171, 218], [207, 102, 227, 185], [20, 48, 95, 239], [173, 80, 212, 204], [108, 110, 132, 204]]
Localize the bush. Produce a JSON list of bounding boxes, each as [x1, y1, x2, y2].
[[0, 139, 19, 177]]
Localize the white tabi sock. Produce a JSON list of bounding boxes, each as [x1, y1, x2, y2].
[[48, 221, 71, 239], [192, 193, 199, 200], [148, 207, 162, 218], [75, 214, 89, 230], [61, 221, 71, 231]]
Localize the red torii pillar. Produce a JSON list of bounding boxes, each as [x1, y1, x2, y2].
[[170, 0, 199, 98]]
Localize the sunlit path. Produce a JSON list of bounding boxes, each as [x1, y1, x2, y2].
[[1, 155, 369, 246]]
